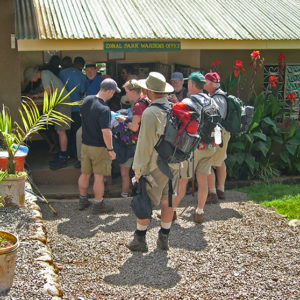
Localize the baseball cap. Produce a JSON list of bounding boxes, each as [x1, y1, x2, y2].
[[205, 72, 220, 83], [185, 72, 206, 83], [85, 61, 96, 68], [24, 66, 39, 84], [101, 78, 121, 93], [171, 72, 184, 81]]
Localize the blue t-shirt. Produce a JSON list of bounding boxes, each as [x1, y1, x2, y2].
[[86, 74, 103, 96], [59, 67, 86, 112], [80, 95, 111, 147]]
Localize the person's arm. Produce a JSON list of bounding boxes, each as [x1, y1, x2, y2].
[[31, 86, 51, 99], [132, 110, 156, 179], [126, 114, 141, 132], [102, 128, 116, 160]]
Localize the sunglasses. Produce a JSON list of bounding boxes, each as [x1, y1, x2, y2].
[[128, 79, 138, 89]]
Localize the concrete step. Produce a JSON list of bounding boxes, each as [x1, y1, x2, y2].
[[35, 176, 123, 199]]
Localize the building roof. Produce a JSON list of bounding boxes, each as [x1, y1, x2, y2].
[[15, 0, 300, 41]]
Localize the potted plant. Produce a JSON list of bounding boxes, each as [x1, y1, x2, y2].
[[0, 87, 72, 207], [0, 229, 19, 295]]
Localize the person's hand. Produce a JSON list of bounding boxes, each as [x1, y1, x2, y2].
[[135, 175, 140, 183], [116, 115, 128, 123], [108, 151, 116, 160], [169, 94, 178, 103], [31, 94, 39, 100]]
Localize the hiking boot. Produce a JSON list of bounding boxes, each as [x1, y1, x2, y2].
[[157, 211, 177, 221], [91, 200, 114, 215], [78, 195, 90, 211], [126, 233, 148, 252], [157, 230, 169, 250], [217, 189, 225, 199], [206, 193, 218, 204], [49, 152, 68, 170], [194, 211, 204, 223]]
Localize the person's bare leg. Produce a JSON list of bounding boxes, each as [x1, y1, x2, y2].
[[196, 174, 208, 210], [207, 167, 216, 190], [56, 129, 67, 152], [172, 178, 188, 209], [120, 166, 130, 195], [78, 173, 91, 196], [216, 161, 226, 191], [93, 174, 105, 200]]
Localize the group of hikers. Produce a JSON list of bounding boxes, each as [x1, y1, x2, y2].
[[76, 69, 233, 252]]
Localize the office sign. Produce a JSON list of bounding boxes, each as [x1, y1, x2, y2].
[[104, 41, 181, 52]]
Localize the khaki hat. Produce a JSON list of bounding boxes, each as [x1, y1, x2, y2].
[[24, 66, 39, 84], [137, 72, 174, 93]]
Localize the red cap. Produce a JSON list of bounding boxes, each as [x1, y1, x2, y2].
[[205, 72, 220, 83]]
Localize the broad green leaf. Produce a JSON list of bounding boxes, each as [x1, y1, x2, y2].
[[230, 141, 245, 151], [254, 141, 270, 157], [280, 151, 290, 164], [253, 132, 267, 141], [271, 135, 283, 144], [285, 144, 297, 156]]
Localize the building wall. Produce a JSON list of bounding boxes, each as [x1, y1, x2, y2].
[[200, 49, 300, 102], [19, 49, 300, 102], [0, 0, 21, 121]]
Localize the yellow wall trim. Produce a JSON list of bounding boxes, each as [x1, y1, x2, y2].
[[18, 38, 300, 51]]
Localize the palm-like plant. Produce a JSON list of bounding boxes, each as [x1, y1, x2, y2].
[[0, 87, 73, 175]]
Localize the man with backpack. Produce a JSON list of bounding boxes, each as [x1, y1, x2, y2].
[[127, 72, 180, 252], [204, 72, 230, 203], [171, 72, 220, 223]]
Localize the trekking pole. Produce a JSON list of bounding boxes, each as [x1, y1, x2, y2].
[[26, 175, 60, 218]]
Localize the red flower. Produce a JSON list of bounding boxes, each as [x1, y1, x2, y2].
[[284, 121, 290, 128], [269, 75, 278, 89], [251, 50, 260, 60], [278, 52, 286, 64], [233, 60, 245, 77], [211, 60, 221, 67], [287, 92, 296, 102]]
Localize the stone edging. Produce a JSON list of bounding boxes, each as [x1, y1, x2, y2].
[[25, 182, 63, 299]]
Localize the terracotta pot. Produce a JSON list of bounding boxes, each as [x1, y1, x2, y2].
[[0, 231, 19, 295], [0, 176, 26, 208]]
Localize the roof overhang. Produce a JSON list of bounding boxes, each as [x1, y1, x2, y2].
[[17, 38, 300, 51]]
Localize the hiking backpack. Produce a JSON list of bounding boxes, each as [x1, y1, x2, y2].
[[153, 101, 202, 164], [213, 90, 254, 134], [186, 93, 222, 145], [153, 93, 222, 165]]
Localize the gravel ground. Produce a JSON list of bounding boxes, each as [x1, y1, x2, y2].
[[0, 188, 58, 299], [36, 191, 300, 300]]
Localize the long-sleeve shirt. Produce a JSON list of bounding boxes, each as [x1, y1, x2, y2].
[[132, 96, 179, 178]]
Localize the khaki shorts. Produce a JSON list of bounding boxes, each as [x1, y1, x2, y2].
[[181, 145, 216, 178], [81, 144, 111, 176], [212, 129, 231, 167], [55, 101, 71, 130], [145, 167, 179, 208], [120, 157, 133, 168]]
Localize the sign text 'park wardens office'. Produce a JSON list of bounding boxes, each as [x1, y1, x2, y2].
[[104, 41, 181, 52]]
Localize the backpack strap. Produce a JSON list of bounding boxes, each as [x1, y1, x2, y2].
[[151, 102, 174, 207]]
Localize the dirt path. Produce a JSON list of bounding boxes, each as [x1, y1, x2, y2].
[[40, 191, 300, 299]]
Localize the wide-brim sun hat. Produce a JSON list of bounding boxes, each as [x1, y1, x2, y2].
[[137, 72, 174, 93]]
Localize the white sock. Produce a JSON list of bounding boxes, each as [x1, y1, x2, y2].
[[93, 198, 103, 203], [161, 221, 172, 230], [209, 188, 216, 194], [217, 186, 224, 192], [137, 223, 148, 231], [196, 207, 204, 214]]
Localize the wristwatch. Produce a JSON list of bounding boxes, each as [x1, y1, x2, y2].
[[107, 148, 114, 152]]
